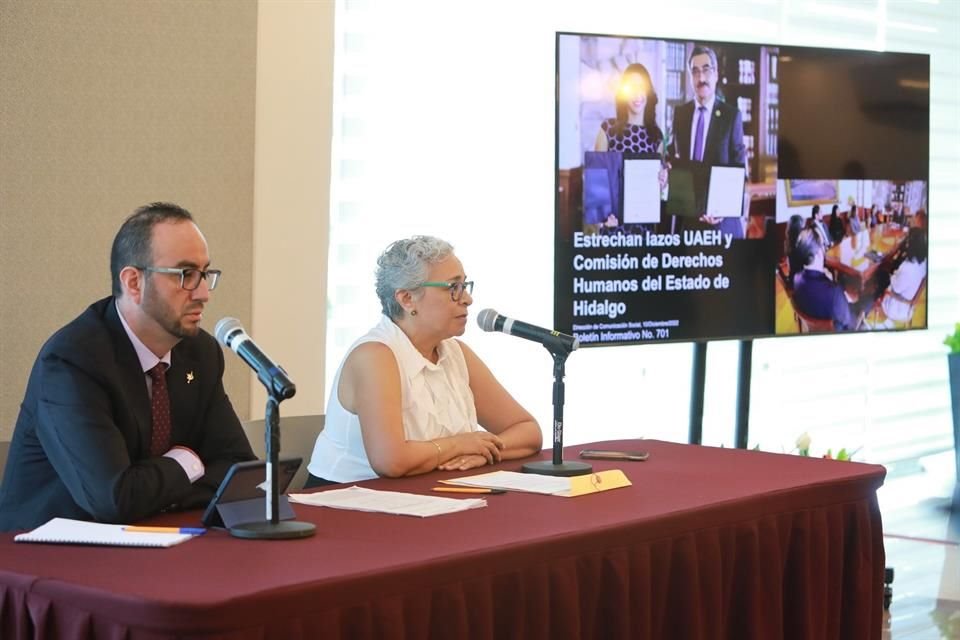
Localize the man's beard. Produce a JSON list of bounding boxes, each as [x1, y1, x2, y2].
[[142, 285, 201, 339]]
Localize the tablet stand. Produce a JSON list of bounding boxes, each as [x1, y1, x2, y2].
[[217, 494, 295, 529], [229, 395, 316, 540], [521, 348, 593, 477]]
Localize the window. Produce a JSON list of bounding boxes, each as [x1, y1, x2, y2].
[[326, 0, 959, 469]]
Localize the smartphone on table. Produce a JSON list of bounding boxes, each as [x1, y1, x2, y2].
[[579, 449, 649, 461]]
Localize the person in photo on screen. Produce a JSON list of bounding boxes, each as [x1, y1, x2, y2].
[[595, 63, 664, 155], [791, 228, 858, 330], [807, 204, 832, 247], [878, 227, 927, 325], [0, 203, 255, 532], [592, 63, 666, 231], [785, 214, 806, 286], [848, 201, 862, 234], [828, 204, 845, 244], [666, 44, 747, 239], [306, 236, 542, 486]]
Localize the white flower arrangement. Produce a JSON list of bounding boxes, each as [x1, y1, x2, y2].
[[793, 432, 859, 460]]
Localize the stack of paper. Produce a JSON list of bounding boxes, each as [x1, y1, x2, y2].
[[289, 486, 486, 517], [14, 518, 194, 548], [443, 471, 571, 495], [442, 470, 632, 497]]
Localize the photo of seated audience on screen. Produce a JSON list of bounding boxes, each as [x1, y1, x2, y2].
[[555, 32, 929, 346], [774, 179, 928, 334]]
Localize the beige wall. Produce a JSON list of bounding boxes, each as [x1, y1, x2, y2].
[[250, 1, 333, 418], [0, 0, 333, 440]]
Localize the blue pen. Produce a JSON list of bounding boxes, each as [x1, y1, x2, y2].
[[124, 526, 207, 535]]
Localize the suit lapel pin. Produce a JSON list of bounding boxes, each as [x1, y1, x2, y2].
[[186, 371, 195, 384], [715, 109, 721, 118]]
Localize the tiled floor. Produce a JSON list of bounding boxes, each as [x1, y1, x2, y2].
[[879, 451, 959, 639]]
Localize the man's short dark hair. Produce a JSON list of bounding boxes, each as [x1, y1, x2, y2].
[[688, 45, 718, 70], [110, 202, 195, 297]]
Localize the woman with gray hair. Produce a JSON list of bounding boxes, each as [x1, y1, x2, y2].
[[306, 236, 542, 485]]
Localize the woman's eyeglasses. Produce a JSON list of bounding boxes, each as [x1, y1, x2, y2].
[[420, 280, 474, 302]]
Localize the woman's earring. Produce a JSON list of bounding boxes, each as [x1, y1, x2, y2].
[[411, 309, 418, 316]]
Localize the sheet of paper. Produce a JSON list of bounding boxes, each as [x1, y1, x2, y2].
[[289, 486, 486, 518], [442, 471, 573, 495], [14, 518, 193, 547], [705, 165, 746, 218], [622, 158, 662, 223]]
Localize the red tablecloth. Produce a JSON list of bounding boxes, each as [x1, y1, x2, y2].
[[0, 439, 886, 639]]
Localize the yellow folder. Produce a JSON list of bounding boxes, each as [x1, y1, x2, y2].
[[565, 469, 632, 497]]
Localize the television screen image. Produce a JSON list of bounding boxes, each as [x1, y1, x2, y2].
[[775, 179, 928, 334], [555, 32, 929, 346]]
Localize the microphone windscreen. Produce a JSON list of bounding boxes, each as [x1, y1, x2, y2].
[[214, 317, 243, 347], [476, 308, 499, 332]]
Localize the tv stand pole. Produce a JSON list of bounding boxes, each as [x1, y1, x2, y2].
[[689, 342, 707, 444], [735, 340, 754, 449]]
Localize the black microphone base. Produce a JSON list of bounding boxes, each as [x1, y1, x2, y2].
[[229, 520, 316, 540], [521, 460, 593, 477]]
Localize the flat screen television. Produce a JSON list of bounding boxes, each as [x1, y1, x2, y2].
[[555, 32, 929, 346]]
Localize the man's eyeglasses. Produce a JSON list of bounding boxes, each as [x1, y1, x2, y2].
[[138, 266, 222, 291], [420, 280, 474, 302], [690, 64, 715, 78]]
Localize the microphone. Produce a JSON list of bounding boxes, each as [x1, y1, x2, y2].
[[476, 308, 579, 355], [214, 317, 296, 400]]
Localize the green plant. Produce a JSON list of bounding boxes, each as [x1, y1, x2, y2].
[[945, 323, 960, 353]]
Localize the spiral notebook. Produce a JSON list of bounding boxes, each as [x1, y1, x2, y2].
[[14, 517, 193, 548]]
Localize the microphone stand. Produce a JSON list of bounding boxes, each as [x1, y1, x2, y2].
[[521, 347, 593, 477], [229, 391, 316, 540]]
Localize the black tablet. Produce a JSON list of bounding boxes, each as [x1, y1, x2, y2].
[[201, 458, 302, 527]]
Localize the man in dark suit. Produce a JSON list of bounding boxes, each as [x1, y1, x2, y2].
[[668, 45, 747, 239], [0, 203, 255, 531], [809, 204, 833, 247]]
